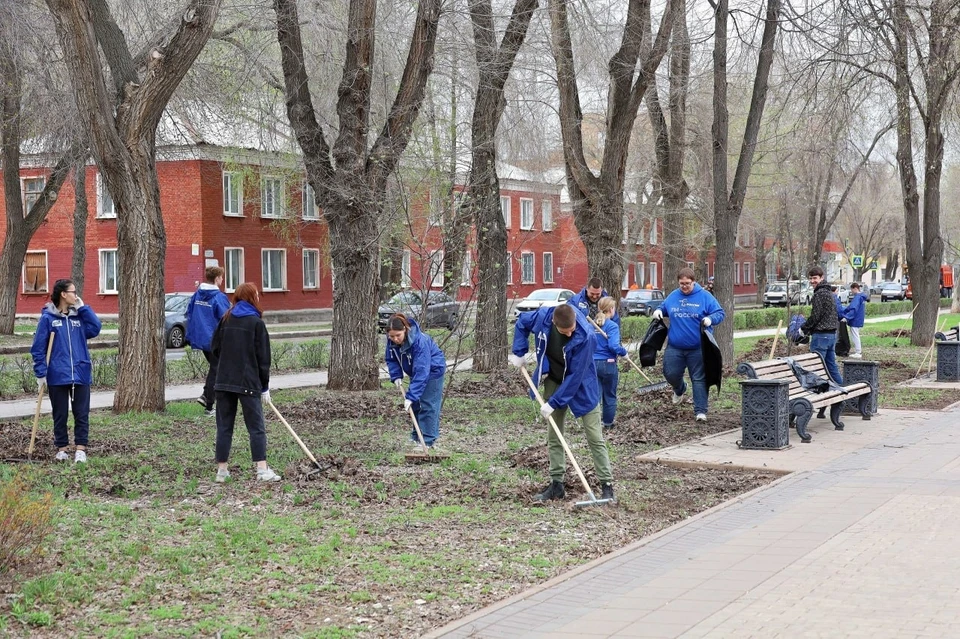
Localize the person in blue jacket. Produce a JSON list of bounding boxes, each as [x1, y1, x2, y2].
[[593, 297, 627, 429], [842, 282, 868, 358], [568, 277, 621, 326], [186, 266, 230, 416], [510, 303, 615, 503], [386, 313, 446, 450], [652, 268, 725, 422], [31, 279, 102, 463]]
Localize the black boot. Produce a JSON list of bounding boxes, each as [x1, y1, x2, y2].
[[600, 483, 615, 502], [534, 480, 565, 502], [817, 408, 826, 419]]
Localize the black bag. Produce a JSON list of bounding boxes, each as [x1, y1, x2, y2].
[[700, 325, 723, 392], [785, 358, 847, 394], [836, 322, 851, 357], [638, 318, 668, 367]]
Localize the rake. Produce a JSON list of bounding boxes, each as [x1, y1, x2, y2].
[[27, 332, 55, 461], [892, 303, 919, 348], [396, 382, 449, 463], [587, 316, 669, 395], [266, 399, 327, 477], [519, 367, 612, 508]]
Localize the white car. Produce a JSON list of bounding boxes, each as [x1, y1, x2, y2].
[[833, 284, 850, 304], [513, 288, 575, 318]]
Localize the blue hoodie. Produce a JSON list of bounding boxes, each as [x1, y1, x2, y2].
[[568, 287, 622, 327], [186, 284, 230, 351], [386, 317, 446, 402], [843, 292, 868, 328], [512, 305, 600, 417], [593, 317, 627, 360], [661, 282, 725, 350], [31, 302, 102, 386]]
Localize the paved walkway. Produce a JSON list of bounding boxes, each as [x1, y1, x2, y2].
[[426, 404, 960, 638]]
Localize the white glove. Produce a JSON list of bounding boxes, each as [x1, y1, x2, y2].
[[652, 309, 663, 321], [37, 377, 46, 390], [840, 318, 847, 323], [261, 389, 271, 404], [508, 353, 526, 368], [540, 403, 554, 419], [702, 316, 712, 327], [404, 399, 413, 411], [393, 379, 403, 388], [796, 328, 804, 338], [74, 297, 84, 308]]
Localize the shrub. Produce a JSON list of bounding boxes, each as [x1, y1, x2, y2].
[[91, 352, 118, 387], [272, 342, 295, 371], [297, 340, 327, 369], [0, 474, 54, 573]]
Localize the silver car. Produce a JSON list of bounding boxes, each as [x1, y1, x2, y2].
[[378, 290, 460, 330]]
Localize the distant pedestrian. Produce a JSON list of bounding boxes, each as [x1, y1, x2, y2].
[[211, 283, 280, 483], [31, 279, 102, 463], [568, 277, 621, 326], [843, 282, 868, 358], [652, 268, 725, 422], [186, 266, 230, 416], [798, 267, 843, 383], [593, 297, 627, 429], [705, 276, 715, 295], [386, 313, 447, 451]]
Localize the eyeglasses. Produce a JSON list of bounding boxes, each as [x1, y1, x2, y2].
[[64, 289, 77, 294]]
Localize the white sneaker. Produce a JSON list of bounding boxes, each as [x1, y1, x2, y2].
[[215, 468, 230, 483], [695, 413, 707, 422], [256, 467, 281, 482], [851, 353, 862, 359], [672, 392, 684, 405], [54, 450, 69, 462], [74, 450, 87, 464]]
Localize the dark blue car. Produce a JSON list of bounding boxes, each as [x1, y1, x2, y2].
[[620, 289, 665, 317]]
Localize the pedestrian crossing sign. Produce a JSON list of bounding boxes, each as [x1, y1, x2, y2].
[[851, 254, 864, 268]]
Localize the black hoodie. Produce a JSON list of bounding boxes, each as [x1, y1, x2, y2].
[[801, 282, 839, 335]]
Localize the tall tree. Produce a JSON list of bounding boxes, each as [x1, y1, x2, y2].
[[276, 0, 442, 390], [710, 0, 780, 363], [549, 0, 677, 293], [71, 158, 88, 294], [45, 0, 223, 411], [468, 0, 539, 372]]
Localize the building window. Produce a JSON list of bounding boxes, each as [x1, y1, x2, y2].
[[622, 215, 629, 245], [521, 252, 535, 284], [622, 269, 629, 290], [261, 177, 284, 219], [303, 249, 319, 289], [506, 251, 513, 285], [649, 219, 658, 245], [649, 262, 658, 289], [744, 262, 752, 285], [460, 251, 472, 287], [735, 262, 741, 285], [501, 196, 511, 228], [261, 249, 287, 291], [22, 251, 48, 293], [22, 177, 45, 214], [428, 191, 444, 227], [223, 172, 243, 216], [224, 248, 244, 292], [520, 198, 534, 230], [428, 250, 444, 288], [99, 249, 118, 293], [543, 252, 554, 283], [635, 262, 645, 287], [402, 250, 411, 288], [303, 182, 319, 220], [687, 261, 694, 269], [97, 173, 116, 218], [542, 200, 553, 232]]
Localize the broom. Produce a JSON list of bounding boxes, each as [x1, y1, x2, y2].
[[587, 316, 670, 395]]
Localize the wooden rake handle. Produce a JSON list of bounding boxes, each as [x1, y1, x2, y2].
[[396, 383, 429, 449], [28, 332, 55, 458], [267, 399, 321, 467], [586, 315, 656, 384]]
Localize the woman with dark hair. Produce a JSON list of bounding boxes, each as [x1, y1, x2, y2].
[[31, 279, 101, 463], [210, 282, 280, 482], [385, 313, 446, 451]]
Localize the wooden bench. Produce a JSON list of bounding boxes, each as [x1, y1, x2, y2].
[[737, 352, 875, 443], [935, 326, 959, 341]]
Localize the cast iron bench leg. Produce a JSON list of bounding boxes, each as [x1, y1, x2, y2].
[[829, 403, 844, 430], [817, 407, 826, 419], [792, 399, 814, 443], [859, 393, 872, 420]]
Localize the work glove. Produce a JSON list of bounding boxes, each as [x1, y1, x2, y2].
[[393, 379, 403, 389], [404, 399, 413, 412], [652, 309, 663, 321], [508, 353, 526, 368], [37, 377, 46, 390], [796, 328, 804, 338], [840, 318, 847, 323], [261, 389, 271, 405], [701, 317, 712, 328], [540, 403, 554, 419]]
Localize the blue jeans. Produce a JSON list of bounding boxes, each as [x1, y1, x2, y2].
[[595, 359, 620, 427], [411, 376, 443, 446], [49, 384, 90, 448], [810, 332, 843, 384], [662, 346, 708, 415], [215, 392, 267, 463]]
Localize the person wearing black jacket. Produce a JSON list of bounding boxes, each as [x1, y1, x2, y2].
[[798, 267, 843, 384], [210, 282, 281, 483]]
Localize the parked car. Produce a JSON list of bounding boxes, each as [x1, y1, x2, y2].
[[378, 290, 461, 330], [164, 292, 192, 348], [763, 280, 812, 307], [620, 289, 665, 317], [879, 281, 906, 302], [869, 281, 887, 297], [832, 284, 850, 304], [513, 288, 575, 319]]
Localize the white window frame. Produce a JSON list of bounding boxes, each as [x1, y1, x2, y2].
[[506, 251, 514, 285], [99, 248, 118, 294], [401, 250, 411, 288], [520, 252, 535, 284], [22, 176, 45, 215], [96, 173, 116, 219], [261, 248, 287, 291], [428, 250, 444, 288], [22, 250, 48, 294], [303, 249, 320, 289], [460, 250, 472, 287], [223, 171, 243, 216], [302, 182, 319, 220], [224, 247, 244, 293], [520, 198, 534, 230], [649, 262, 658, 289], [261, 176, 285, 219], [428, 190, 444, 227], [622, 215, 629, 245], [542, 200, 553, 232], [686, 261, 695, 270], [501, 196, 511, 229], [622, 269, 629, 291], [649, 218, 658, 245], [744, 262, 752, 285], [735, 262, 741, 285], [635, 262, 645, 287], [542, 252, 554, 284]]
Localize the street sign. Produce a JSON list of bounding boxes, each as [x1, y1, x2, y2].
[[869, 260, 879, 271], [851, 254, 864, 268]]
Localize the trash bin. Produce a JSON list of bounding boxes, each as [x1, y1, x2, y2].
[[842, 359, 879, 415], [738, 379, 790, 450], [937, 341, 960, 382]]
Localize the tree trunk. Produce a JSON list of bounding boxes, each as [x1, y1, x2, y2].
[[755, 231, 768, 304], [471, 148, 508, 372], [570, 185, 626, 294], [71, 160, 88, 294], [884, 249, 900, 280]]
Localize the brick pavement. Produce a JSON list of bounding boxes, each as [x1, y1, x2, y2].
[[426, 406, 960, 638]]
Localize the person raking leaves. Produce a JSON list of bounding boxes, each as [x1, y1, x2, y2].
[[386, 314, 446, 453]]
